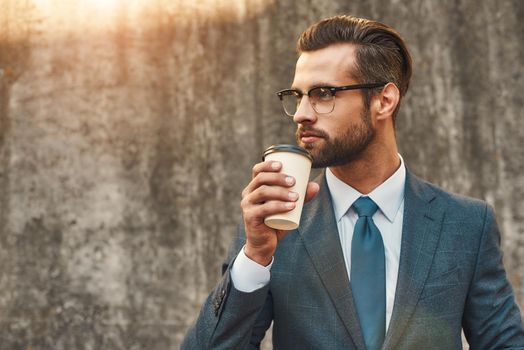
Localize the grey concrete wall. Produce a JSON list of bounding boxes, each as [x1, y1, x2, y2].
[[0, 0, 522, 349]]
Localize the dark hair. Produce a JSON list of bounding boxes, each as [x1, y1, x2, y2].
[[297, 15, 412, 119]]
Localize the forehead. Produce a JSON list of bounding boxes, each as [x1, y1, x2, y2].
[[292, 43, 358, 89]]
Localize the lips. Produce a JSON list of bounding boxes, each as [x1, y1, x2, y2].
[[300, 131, 322, 138], [299, 131, 324, 144]]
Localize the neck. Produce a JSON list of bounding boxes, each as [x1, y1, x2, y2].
[[329, 141, 400, 194]]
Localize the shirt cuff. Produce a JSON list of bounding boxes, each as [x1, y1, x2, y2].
[[230, 245, 273, 293]]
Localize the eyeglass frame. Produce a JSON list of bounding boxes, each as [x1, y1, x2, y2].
[[276, 82, 387, 117]]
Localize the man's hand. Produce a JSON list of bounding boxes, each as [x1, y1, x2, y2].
[[240, 160, 320, 266]]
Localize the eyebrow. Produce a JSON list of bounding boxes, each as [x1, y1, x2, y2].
[[290, 82, 337, 92]]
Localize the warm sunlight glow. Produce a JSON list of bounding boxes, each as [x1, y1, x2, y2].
[[90, 0, 120, 13], [32, 0, 142, 32], [33, 0, 121, 13], [30, 0, 275, 35]]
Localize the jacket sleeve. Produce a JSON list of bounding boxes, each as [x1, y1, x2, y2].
[[180, 224, 274, 350], [462, 204, 524, 349]]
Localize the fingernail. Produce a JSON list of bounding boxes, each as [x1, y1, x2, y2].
[[288, 192, 298, 200], [285, 176, 294, 185], [285, 202, 295, 209], [271, 162, 281, 169]]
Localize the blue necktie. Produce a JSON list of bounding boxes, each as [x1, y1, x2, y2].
[[351, 197, 386, 350]]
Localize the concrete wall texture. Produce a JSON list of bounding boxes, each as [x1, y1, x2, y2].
[[0, 0, 522, 349]]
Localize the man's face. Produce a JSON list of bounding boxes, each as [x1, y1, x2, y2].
[[291, 44, 376, 168]]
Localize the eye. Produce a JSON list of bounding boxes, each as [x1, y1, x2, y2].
[[288, 90, 302, 103], [311, 87, 333, 101]]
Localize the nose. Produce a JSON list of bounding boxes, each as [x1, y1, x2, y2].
[[292, 95, 318, 125]]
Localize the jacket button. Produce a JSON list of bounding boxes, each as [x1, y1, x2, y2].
[[214, 289, 226, 316]]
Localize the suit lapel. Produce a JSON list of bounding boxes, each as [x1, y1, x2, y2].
[[382, 171, 446, 349], [298, 173, 366, 350]]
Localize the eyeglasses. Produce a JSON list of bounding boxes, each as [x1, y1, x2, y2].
[[276, 82, 386, 117]]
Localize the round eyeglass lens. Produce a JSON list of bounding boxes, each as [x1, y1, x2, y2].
[[309, 87, 335, 114], [281, 92, 300, 116]]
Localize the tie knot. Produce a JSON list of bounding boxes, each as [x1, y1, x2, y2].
[[352, 197, 378, 217]]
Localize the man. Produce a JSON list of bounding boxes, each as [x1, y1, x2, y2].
[[182, 15, 524, 349]]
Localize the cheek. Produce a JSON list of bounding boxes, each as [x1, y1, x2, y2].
[[322, 120, 348, 140], [332, 96, 365, 117]]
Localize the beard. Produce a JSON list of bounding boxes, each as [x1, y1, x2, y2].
[[295, 108, 375, 168]]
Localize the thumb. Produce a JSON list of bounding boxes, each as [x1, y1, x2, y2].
[[304, 182, 320, 203]]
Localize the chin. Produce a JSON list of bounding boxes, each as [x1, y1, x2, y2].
[[302, 143, 319, 154], [306, 148, 323, 168]]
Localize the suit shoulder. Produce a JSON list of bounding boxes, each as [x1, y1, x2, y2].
[[409, 173, 491, 220]]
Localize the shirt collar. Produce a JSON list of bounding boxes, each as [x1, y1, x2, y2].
[[326, 154, 406, 223]]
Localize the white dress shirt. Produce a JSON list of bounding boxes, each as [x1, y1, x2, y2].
[[326, 156, 405, 330], [231, 155, 406, 331]]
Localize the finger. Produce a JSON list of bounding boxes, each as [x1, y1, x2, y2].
[[304, 182, 320, 203], [242, 172, 295, 198], [251, 160, 282, 179], [244, 200, 296, 223], [247, 185, 299, 205]]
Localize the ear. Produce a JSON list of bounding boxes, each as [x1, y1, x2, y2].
[[374, 82, 400, 121]]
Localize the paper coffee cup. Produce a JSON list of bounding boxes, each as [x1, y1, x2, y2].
[[263, 144, 312, 230]]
